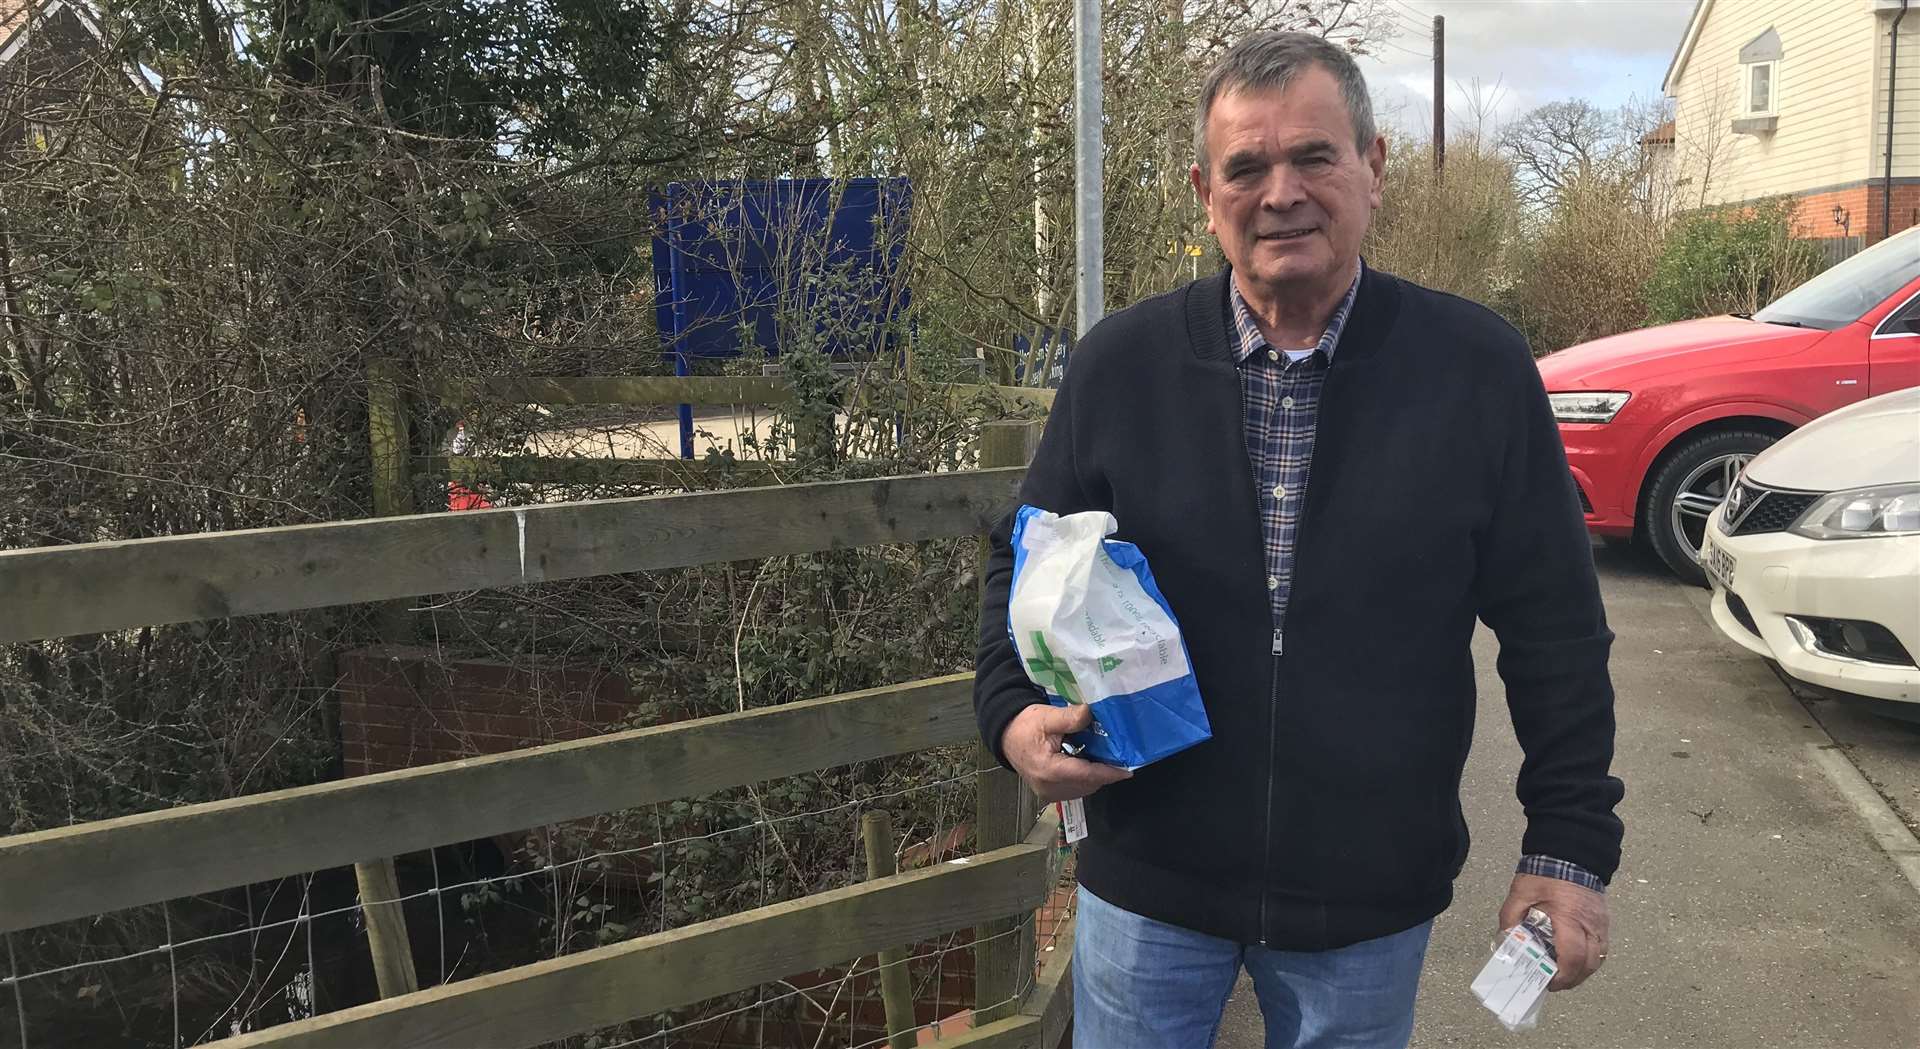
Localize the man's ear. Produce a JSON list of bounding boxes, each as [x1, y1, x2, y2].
[[1190, 163, 1214, 232], [1365, 135, 1386, 209]]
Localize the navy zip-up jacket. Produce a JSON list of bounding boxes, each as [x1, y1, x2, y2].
[[975, 265, 1625, 949]]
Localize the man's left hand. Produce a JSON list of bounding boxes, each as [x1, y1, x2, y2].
[[1496, 873, 1610, 991]]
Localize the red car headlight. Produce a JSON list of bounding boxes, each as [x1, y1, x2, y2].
[[1548, 392, 1631, 424]]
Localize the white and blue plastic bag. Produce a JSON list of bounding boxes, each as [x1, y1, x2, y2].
[[1008, 505, 1212, 769]]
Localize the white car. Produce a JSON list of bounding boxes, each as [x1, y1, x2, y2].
[[1701, 387, 1920, 709]]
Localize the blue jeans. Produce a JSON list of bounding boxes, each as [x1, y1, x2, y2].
[[1073, 886, 1433, 1049]]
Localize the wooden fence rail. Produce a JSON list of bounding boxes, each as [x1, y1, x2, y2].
[[0, 676, 976, 934], [430, 375, 793, 406], [209, 813, 1065, 1049], [944, 918, 1075, 1049], [0, 469, 1022, 645], [411, 374, 1050, 501], [0, 417, 1065, 1046], [422, 454, 784, 488], [425, 375, 1057, 411]]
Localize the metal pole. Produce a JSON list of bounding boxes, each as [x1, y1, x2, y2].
[[1886, 0, 1907, 243], [1432, 15, 1445, 179], [1074, 0, 1105, 337]]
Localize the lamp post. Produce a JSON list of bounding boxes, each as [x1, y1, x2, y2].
[[1074, 0, 1104, 338]]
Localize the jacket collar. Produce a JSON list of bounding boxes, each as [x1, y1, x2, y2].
[[1228, 267, 1361, 364], [1186, 261, 1401, 367]]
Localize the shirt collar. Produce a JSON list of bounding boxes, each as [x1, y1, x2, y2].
[[1230, 263, 1363, 365]]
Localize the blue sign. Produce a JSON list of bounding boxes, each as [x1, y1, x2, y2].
[[649, 178, 912, 457], [650, 178, 912, 361]]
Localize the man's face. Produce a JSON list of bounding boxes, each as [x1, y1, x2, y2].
[[1190, 67, 1386, 296]]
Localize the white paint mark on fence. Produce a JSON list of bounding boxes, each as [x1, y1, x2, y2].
[[515, 510, 528, 581]]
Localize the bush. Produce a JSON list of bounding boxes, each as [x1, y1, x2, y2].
[[1644, 198, 1825, 323], [1501, 174, 1664, 354], [1365, 136, 1521, 307]]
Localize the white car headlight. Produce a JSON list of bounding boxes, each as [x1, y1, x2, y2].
[[1790, 484, 1920, 540], [1549, 392, 1631, 424]]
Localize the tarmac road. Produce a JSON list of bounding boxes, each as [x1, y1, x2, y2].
[[1212, 546, 1920, 1049]]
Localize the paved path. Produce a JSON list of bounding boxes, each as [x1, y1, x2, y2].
[[1213, 547, 1920, 1049], [1779, 667, 1920, 839]]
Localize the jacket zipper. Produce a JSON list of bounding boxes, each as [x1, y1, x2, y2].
[[1255, 355, 1338, 946], [1258, 652, 1280, 945], [1231, 357, 1287, 947]]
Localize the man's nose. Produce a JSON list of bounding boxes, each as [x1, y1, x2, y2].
[[1259, 165, 1306, 211]]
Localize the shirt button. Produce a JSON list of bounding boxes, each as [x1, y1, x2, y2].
[[1267, 575, 1280, 591], [1281, 396, 1295, 408], [1267, 349, 1279, 362], [1272, 484, 1288, 499]]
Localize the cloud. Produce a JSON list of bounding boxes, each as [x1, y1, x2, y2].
[[1353, 0, 1697, 134]]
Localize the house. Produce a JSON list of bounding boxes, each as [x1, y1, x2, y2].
[[1660, 0, 1920, 252], [0, 0, 141, 152], [1639, 118, 1678, 217]]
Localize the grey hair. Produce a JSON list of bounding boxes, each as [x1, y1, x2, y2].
[[1193, 31, 1378, 175]]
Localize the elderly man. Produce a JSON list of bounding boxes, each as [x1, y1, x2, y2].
[[974, 31, 1624, 1049]]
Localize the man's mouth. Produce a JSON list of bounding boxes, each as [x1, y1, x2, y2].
[[1257, 228, 1316, 242]]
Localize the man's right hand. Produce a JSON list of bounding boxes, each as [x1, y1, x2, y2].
[[1000, 703, 1132, 803]]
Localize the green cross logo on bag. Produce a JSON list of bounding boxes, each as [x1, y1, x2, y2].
[[1025, 632, 1083, 704]]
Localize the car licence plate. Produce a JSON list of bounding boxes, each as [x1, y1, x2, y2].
[[1703, 538, 1737, 591]]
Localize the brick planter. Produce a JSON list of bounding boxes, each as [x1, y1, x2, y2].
[[332, 646, 1074, 1046], [337, 645, 642, 774]]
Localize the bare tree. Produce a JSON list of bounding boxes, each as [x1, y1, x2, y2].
[[1615, 94, 1679, 224], [1672, 69, 1738, 210], [1499, 99, 1628, 210]]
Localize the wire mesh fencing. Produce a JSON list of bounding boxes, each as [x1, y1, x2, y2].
[[592, 904, 1072, 1049], [0, 755, 1077, 1048]]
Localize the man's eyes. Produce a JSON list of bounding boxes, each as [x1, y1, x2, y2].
[[1226, 155, 1332, 179]]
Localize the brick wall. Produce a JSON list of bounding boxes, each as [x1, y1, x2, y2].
[[334, 647, 1076, 1048], [1872, 183, 1920, 241], [338, 645, 642, 774], [1792, 183, 1920, 244]]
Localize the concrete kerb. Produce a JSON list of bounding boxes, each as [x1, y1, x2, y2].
[[1682, 585, 1920, 902]]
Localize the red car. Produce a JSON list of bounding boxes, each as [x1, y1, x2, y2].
[[1539, 226, 1920, 584]]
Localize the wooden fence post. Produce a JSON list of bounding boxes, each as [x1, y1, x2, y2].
[[861, 812, 918, 1049], [353, 853, 420, 998], [973, 419, 1043, 1026], [359, 359, 421, 998], [367, 360, 416, 519], [366, 360, 417, 642]]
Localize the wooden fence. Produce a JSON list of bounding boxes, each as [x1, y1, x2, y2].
[[0, 421, 1071, 1049], [408, 372, 1055, 495]]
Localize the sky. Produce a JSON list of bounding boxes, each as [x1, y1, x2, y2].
[[1354, 0, 1700, 136]]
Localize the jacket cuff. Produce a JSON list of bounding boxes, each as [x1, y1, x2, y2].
[[1519, 819, 1622, 884]]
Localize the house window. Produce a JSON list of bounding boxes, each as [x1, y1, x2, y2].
[[1746, 60, 1777, 116], [1736, 26, 1783, 120]]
